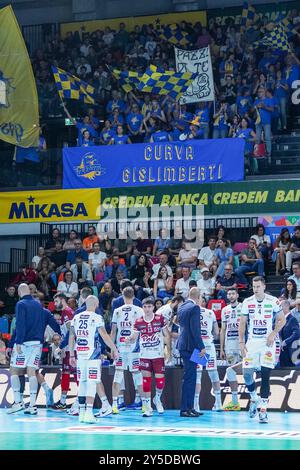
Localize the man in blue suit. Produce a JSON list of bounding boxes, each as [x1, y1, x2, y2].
[[279, 300, 300, 367], [177, 287, 206, 417]]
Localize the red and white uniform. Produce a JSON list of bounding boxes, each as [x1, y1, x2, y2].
[[60, 306, 74, 372], [134, 313, 167, 374], [112, 304, 143, 371], [221, 303, 242, 365], [200, 307, 218, 370]]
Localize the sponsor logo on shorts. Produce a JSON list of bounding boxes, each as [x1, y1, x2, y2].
[[88, 368, 98, 379], [77, 346, 89, 351]]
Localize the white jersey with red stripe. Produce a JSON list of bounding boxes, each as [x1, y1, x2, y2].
[[200, 307, 217, 346], [112, 303, 144, 353], [241, 294, 282, 341], [221, 303, 242, 352], [60, 307, 74, 352], [71, 310, 104, 359], [134, 313, 167, 359]]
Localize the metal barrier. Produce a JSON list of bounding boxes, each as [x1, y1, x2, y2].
[[26, 235, 48, 266], [0, 263, 11, 292], [10, 248, 26, 274], [22, 23, 58, 55]]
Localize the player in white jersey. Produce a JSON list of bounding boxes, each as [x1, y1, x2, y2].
[[110, 286, 144, 414], [220, 288, 242, 411], [194, 296, 222, 413], [69, 296, 118, 424], [239, 277, 286, 423]]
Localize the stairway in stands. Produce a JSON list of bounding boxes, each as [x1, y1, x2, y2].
[[271, 104, 300, 175]]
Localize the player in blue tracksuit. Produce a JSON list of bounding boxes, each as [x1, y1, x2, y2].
[[8, 284, 61, 415]]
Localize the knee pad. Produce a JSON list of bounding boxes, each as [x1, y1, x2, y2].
[[87, 380, 96, 398], [133, 371, 142, 388], [114, 369, 124, 385], [155, 376, 165, 390], [142, 376, 152, 393], [196, 368, 202, 384], [226, 366, 237, 382], [208, 370, 220, 383], [78, 380, 87, 398]]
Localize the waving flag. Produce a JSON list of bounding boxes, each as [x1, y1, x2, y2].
[[52, 67, 96, 104], [158, 24, 191, 48], [254, 24, 291, 52]]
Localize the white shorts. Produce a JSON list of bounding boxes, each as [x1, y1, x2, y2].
[[10, 342, 42, 370], [198, 343, 217, 371], [243, 340, 276, 370], [225, 350, 242, 366], [77, 358, 101, 382], [114, 352, 140, 372]]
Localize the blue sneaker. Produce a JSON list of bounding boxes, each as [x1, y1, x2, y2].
[[117, 401, 126, 411], [127, 400, 142, 410], [46, 388, 54, 407]]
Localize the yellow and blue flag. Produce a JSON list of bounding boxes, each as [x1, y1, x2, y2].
[[0, 5, 39, 147], [241, 2, 260, 28], [137, 65, 197, 101], [52, 66, 96, 104], [158, 24, 191, 48], [254, 24, 291, 52], [275, 13, 300, 38], [110, 68, 143, 93]]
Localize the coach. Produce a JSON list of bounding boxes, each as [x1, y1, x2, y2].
[[177, 287, 206, 417]]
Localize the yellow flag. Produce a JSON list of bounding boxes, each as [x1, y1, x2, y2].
[[0, 5, 39, 147]]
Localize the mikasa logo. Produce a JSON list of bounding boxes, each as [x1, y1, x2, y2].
[[8, 195, 88, 220]]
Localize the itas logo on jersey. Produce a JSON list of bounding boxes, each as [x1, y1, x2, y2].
[[253, 319, 267, 326], [76, 329, 89, 337]]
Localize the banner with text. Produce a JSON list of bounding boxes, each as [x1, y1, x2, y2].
[[175, 46, 215, 103], [0, 189, 100, 223], [63, 139, 244, 189]]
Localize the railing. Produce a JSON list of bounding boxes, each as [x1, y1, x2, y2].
[[0, 263, 11, 292], [10, 248, 26, 274], [22, 23, 59, 55]]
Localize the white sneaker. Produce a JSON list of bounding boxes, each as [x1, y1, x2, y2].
[[7, 402, 24, 414], [142, 406, 153, 417], [153, 396, 164, 414], [83, 412, 97, 424], [24, 406, 38, 415], [212, 403, 223, 412], [67, 401, 79, 416], [79, 409, 86, 423], [194, 404, 201, 413], [94, 405, 112, 418]]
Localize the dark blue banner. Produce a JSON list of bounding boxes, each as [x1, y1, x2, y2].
[[62, 139, 245, 189]]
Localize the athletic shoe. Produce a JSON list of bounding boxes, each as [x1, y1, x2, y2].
[[67, 401, 79, 416], [259, 411, 268, 424], [45, 388, 54, 407], [24, 406, 38, 415], [112, 405, 119, 414], [126, 400, 142, 410], [79, 409, 85, 423], [142, 407, 153, 417], [249, 400, 258, 418], [117, 401, 126, 411], [153, 396, 164, 414], [94, 405, 112, 418], [83, 412, 97, 424], [6, 402, 25, 414], [212, 403, 223, 412], [223, 401, 241, 411], [52, 402, 67, 411]]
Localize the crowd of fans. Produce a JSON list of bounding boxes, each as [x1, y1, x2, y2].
[[1, 223, 300, 368]]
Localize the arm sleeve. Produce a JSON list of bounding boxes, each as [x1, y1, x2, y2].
[[15, 302, 26, 345], [189, 306, 205, 351]]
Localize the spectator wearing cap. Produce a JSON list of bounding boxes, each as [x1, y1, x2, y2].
[[196, 267, 215, 301], [215, 264, 238, 301]]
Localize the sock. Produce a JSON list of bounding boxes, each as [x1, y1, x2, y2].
[[19, 375, 25, 395], [11, 375, 21, 404], [155, 389, 163, 401], [134, 392, 141, 403], [113, 397, 118, 408], [20, 393, 24, 403], [29, 376, 38, 408], [232, 391, 239, 405], [86, 404, 93, 414], [60, 392, 67, 405], [79, 403, 85, 411], [250, 391, 258, 401], [215, 391, 222, 407], [260, 398, 268, 412], [194, 393, 200, 409], [118, 393, 124, 404], [144, 397, 151, 409], [41, 382, 51, 393]]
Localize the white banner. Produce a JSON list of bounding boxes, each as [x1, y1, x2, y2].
[[175, 46, 215, 104]]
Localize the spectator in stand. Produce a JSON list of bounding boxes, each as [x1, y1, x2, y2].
[[235, 117, 257, 174], [126, 103, 144, 143], [66, 239, 88, 268], [99, 282, 117, 318], [153, 265, 174, 301], [70, 256, 93, 289], [32, 247, 46, 269], [178, 240, 198, 269], [198, 237, 217, 276], [196, 267, 215, 301], [273, 228, 291, 275], [88, 241, 107, 276], [111, 268, 126, 294], [153, 228, 171, 256], [151, 251, 173, 280], [288, 262, 300, 296], [250, 224, 271, 271], [57, 270, 78, 298], [104, 253, 128, 281], [36, 257, 57, 300], [215, 264, 238, 301], [175, 267, 191, 300], [50, 239, 67, 275], [274, 69, 289, 132], [82, 226, 99, 252], [279, 300, 300, 367], [12, 264, 38, 286], [44, 228, 62, 256], [63, 230, 79, 251], [79, 129, 96, 147], [214, 238, 234, 277], [109, 124, 131, 144], [279, 279, 297, 308], [285, 227, 300, 275], [99, 120, 115, 145], [290, 299, 300, 326], [63, 105, 99, 145], [130, 255, 152, 300], [113, 228, 133, 266], [235, 238, 264, 286], [169, 226, 184, 257], [214, 225, 231, 247], [212, 100, 230, 139], [254, 86, 274, 157], [0, 286, 18, 321]]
